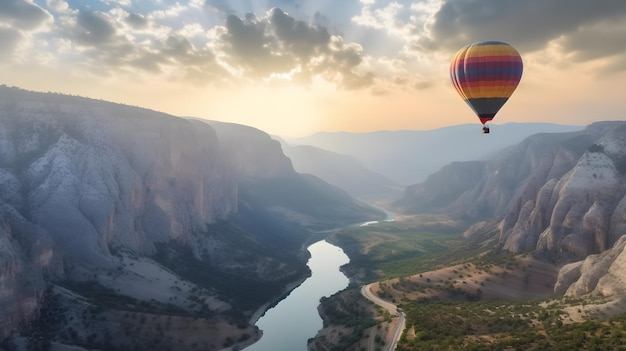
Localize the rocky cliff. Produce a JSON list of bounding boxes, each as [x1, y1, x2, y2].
[[0, 87, 240, 344], [395, 122, 626, 261], [499, 122, 626, 263], [394, 121, 626, 300], [0, 87, 382, 349]]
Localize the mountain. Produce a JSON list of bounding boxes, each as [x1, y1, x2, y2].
[[200, 120, 386, 231], [284, 123, 584, 185], [394, 129, 589, 221], [279, 142, 402, 202], [0, 86, 384, 350], [393, 121, 626, 301]]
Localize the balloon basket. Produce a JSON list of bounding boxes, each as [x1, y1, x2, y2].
[[482, 126, 490, 134]]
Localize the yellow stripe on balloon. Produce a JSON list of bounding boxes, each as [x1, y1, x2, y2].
[[465, 44, 519, 58], [462, 84, 519, 99]]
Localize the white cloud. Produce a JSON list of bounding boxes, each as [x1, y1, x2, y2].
[[149, 2, 188, 19], [177, 23, 205, 38], [103, 0, 132, 8], [352, 1, 408, 37], [46, 0, 76, 14]]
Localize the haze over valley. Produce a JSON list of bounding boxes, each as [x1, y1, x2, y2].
[[2, 86, 626, 350], [2, 0, 626, 350]]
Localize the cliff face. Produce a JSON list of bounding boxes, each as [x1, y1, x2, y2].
[[0, 87, 239, 341], [394, 121, 626, 299], [206, 120, 386, 231], [394, 130, 589, 221], [395, 122, 626, 264], [500, 123, 626, 263], [0, 216, 50, 341], [0, 87, 383, 347], [0, 90, 237, 263]]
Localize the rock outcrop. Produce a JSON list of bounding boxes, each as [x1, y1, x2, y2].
[[502, 122, 626, 263], [554, 235, 626, 299]]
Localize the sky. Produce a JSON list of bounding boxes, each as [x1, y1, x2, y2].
[[1, 0, 626, 137]]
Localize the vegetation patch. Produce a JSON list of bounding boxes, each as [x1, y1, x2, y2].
[[398, 298, 626, 350], [329, 220, 489, 281]]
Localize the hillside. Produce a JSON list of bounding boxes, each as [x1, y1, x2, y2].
[[0, 86, 383, 350], [315, 123, 626, 349], [285, 123, 583, 185], [280, 142, 402, 202], [393, 121, 626, 300]]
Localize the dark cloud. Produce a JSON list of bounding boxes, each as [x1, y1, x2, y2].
[[126, 13, 148, 29], [221, 13, 294, 76], [74, 11, 117, 45], [219, 8, 373, 88], [559, 20, 626, 63], [423, 0, 626, 65], [0, 0, 50, 30], [269, 8, 331, 59]]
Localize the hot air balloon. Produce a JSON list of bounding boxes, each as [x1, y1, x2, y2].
[[450, 41, 523, 133]]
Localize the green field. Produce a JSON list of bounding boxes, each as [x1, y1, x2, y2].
[[330, 220, 482, 280]]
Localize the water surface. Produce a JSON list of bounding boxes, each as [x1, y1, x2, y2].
[[245, 240, 349, 351]]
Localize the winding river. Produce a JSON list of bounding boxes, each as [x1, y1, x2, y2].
[[245, 240, 350, 351]]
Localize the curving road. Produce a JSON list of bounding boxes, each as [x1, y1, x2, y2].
[[361, 284, 405, 351]]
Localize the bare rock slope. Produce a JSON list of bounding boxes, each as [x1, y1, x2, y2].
[[394, 121, 626, 299]]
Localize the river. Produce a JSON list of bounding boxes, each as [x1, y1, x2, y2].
[[244, 240, 350, 351]]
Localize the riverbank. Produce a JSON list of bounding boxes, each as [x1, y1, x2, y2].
[[244, 240, 350, 351], [248, 273, 311, 325]]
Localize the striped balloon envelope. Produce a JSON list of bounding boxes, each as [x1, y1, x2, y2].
[[450, 41, 523, 126]]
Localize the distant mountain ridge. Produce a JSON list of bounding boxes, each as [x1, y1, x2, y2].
[[285, 123, 584, 185], [279, 142, 402, 202]]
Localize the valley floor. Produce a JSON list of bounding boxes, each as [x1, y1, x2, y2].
[[310, 216, 626, 351]]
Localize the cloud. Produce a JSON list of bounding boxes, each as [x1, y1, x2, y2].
[[421, 0, 626, 65], [73, 10, 118, 45], [103, 0, 132, 8], [0, 0, 52, 30], [0, 27, 22, 57], [352, 1, 408, 36], [217, 8, 374, 88], [218, 13, 290, 77], [270, 7, 330, 59], [349, 0, 626, 76], [3, 2, 372, 89], [46, 0, 74, 14], [126, 12, 148, 29], [149, 2, 188, 19]]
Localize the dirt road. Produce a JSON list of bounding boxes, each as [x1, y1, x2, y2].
[[361, 284, 405, 351]]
